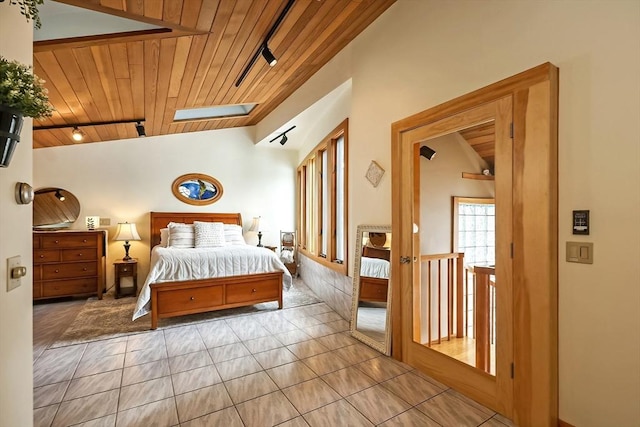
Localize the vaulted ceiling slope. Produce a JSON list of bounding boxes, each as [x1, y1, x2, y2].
[[32, 0, 395, 148]]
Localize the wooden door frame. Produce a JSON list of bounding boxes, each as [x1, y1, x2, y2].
[[390, 63, 558, 426]]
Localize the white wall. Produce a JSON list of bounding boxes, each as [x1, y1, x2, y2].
[[33, 127, 298, 288], [343, 1, 640, 425], [0, 6, 34, 426]]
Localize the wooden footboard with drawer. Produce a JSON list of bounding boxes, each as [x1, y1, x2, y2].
[[150, 271, 283, 329]]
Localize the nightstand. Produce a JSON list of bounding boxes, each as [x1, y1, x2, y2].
[[113, 259, 138, 299], [264, 245, 277, 252]]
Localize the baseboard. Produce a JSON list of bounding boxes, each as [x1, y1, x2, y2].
[[559, 419, 575, 427]]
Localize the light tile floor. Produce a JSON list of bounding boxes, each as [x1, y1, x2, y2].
[[33, 297, 517, 426]]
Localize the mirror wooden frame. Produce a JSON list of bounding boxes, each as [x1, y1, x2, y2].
[[171, 173, 224, 206], [350, 224, 392, 355]]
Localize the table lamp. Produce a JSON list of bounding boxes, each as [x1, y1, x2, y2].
[[249, 216, 270, 247], [113, 222, 141, 260]]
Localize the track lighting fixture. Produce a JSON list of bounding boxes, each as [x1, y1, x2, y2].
[[269, 125, 296, 146], [135, 121, 146, 137], [261, 45, 277, 66], [235, 0, 295, 87], [71, 127, 84, 141], [34, 118, 147, 141], [420, 145, 436, 160], [55, 190, 65, 201]]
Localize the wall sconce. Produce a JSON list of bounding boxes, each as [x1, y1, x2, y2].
[[420, 145, 436, 160], [269, 125, 296, 146]]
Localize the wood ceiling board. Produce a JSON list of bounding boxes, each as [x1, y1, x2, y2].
[[33, 0, 396, 147]]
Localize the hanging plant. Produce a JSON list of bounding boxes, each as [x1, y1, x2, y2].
[[0, 55, 52, 167], [0, 0, 44, 29]]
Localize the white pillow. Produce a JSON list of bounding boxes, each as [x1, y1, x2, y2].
[[194, 221, 226, 248], [224, 224, 247, 245], [168, 223, 195, 248], [159, 228, 169, 247]]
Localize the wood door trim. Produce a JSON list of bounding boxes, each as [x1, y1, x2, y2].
[[391, 63, 558, 426]]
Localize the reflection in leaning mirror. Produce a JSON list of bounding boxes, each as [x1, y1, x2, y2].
[[33, 187, 81, 229], [350, 224, 392, 355]]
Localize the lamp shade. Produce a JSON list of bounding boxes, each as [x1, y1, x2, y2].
[[113, 222, 141, 242], [249, 216, 270, 232]]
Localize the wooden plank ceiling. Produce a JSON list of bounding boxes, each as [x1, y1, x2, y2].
[[458, 122, 495, 168], [32, 0, 395, 148]]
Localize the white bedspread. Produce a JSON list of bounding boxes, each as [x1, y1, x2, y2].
[[133, 245, 292, 320], [360, 256, 390, 279]]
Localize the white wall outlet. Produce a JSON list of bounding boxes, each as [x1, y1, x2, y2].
[[100, 218, 111, 226], [7, 256, 24, 291]]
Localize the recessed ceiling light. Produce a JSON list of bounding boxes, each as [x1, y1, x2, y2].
[[173, 104, 258, 122]]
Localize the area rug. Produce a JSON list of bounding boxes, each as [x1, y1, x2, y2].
[[51, 278, 320, 348]]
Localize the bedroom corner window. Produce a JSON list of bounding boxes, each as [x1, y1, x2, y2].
[[297, 119, 348, 274]]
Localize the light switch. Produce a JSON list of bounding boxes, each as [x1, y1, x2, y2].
[[566, 242, 593, 264]]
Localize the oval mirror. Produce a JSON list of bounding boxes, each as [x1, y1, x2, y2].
[[33, 187, 81, 229], [171, 173, 224, 206]]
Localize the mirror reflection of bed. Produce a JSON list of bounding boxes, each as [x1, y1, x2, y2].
[[351, 225, 392, 355]]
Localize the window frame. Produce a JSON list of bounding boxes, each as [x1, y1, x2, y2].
[[297, 119, 348, 275]]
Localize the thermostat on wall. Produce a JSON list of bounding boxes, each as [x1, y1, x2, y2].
[[572, 210, 589, 235]]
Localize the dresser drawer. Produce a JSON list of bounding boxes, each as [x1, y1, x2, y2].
[[42, 262, 97, 280], [33, 266, 42, 281], [157, 286, 224, 315], [226, 280, 280, 304], [42, 235, 96, 249], [34, 250, 60, 264], [61, 248, 97, 262], [42, 278, 96, 297], [33, 235, 41, 249], [359, 280, 388, 302]]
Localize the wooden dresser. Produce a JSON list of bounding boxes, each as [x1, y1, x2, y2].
[[33, 230, 106, 300]]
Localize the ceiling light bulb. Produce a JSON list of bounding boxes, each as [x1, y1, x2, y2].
[[261, 46, 277, 67], [71, 127, 84, 141]]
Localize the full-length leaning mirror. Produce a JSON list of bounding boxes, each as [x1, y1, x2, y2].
[[350, 224, 392, 355]]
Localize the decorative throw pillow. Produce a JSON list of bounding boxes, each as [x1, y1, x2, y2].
[[224, 224, 247, 245], [168, 222, 195, 248], [160, 228, 169, 247], [194, 221, 226, 248]]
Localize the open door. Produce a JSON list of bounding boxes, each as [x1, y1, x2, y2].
[[391, 63, 558, 426]]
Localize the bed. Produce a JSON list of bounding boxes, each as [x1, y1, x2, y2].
[[359, 246, 390, 303], [134, 212, 292, 329]]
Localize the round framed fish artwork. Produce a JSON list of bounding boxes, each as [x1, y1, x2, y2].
[[171, 173, 224, 205]]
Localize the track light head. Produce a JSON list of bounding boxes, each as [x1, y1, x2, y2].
[[269, 125, 296, 146], [135, 121, 146, 137], [71, 127, 84, 142], [55, 190, 65, 201], [420, 145, 436, 160], [280, 134, 288, 145], [261, 46, 277, 67]]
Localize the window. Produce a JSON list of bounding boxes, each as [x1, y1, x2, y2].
[[453, 197, 495, 266], [297, 119, 348, 274]]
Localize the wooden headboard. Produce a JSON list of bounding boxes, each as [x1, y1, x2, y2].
[[149, 212, 243, 248]]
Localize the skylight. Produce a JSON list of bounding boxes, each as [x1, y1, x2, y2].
[[34, 1, 163, 41], [173, 104, 258, 122]]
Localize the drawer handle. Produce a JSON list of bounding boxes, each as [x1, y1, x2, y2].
[[39, 255, 44, 258], [83, 239, 87, 243], [83, 268, 87, 271], [123, 268, 129, 272], [252, 288, 257, 293], [54, 269, 59, 273], [190, 296, 195, 301], [78, 253, 83, 257], [54, 240, 59, 244]]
